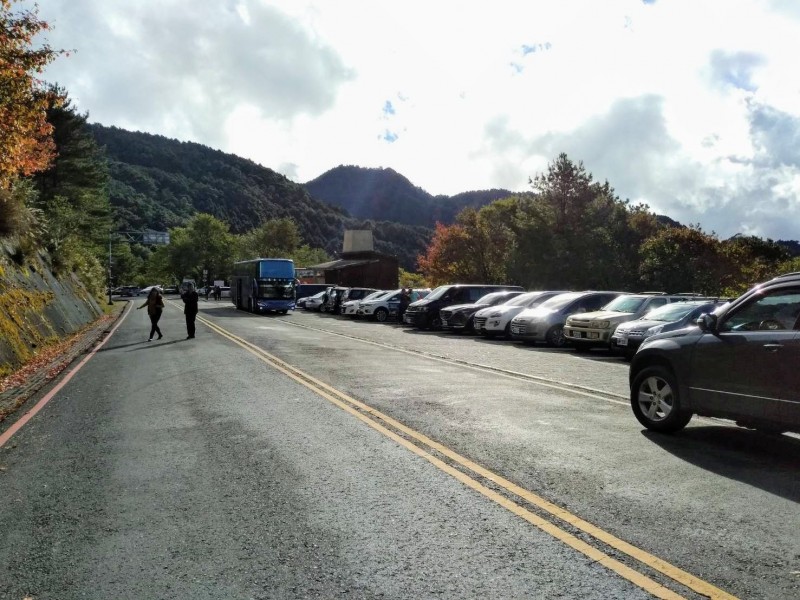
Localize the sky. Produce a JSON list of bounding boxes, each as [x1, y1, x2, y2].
[[21, 0, 800, 240]]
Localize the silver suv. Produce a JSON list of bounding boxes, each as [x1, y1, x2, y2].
[[510, 291, 622, 347]]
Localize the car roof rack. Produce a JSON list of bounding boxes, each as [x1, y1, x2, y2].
[[638, 291, 667, 295]]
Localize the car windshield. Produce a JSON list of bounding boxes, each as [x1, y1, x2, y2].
[[602, 296, 648, 313], [504, 292, 542, 307], [423, 285, 450, 301], [538, 292, 583, 310], [475, 292, 507, 305], [361, 291, 386, 302], [641, 302, 704, 322]]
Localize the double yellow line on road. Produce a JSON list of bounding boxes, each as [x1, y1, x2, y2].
[[197, 312, 738, 600]]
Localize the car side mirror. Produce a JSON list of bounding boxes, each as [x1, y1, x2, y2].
[[697, 313, 717, 332]]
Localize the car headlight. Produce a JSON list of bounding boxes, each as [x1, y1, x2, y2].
[[590, 320, 610, 328], [488, 311, 502, 318], [643, 324, 664, 338]]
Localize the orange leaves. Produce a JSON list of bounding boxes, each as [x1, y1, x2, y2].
[[0, 0, 66, 189]]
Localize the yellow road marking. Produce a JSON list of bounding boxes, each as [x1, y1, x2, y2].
[[195, 311, 739, 600]]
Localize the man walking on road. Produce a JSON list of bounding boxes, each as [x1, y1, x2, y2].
[[181, 282, 199, 339]]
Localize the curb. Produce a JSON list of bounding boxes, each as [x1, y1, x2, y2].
[[0, 302, 127, 422]]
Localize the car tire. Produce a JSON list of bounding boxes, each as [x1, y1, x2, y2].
[[429, 315, 443, 331], [630, 366, 693, 433], [545, 325, 566, 347], [374, 307, 388, 322]]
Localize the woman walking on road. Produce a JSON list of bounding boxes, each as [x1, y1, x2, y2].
[[137, 287, 165, 341], [181, 282, 199, 339]]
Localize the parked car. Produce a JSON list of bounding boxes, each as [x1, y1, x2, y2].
[[563, 293, 698, 352], [439, 290, 525, 333], [475, 291, 567, 338], [611, 300, 726, 358], [629, 272, 800, 434], [510, 291, 623, 347], [115, 285, 141, 297], [403, 284, 524, 330], [339, 287, 378, 309], [357, 288, 431, 322], [341, 290, 386, 317], [322, 286, 349, 314], [296, 283, 332, 303], [357, 289, 402, 322], [304, 290, 328, 311]]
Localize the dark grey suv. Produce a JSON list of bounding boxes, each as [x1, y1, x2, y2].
[[629, 272, 800, 434]]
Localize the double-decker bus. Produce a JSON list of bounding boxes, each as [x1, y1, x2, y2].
[[230, 258, 296, 314]]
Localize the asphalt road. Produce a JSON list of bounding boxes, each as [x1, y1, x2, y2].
[[0, 299, 798, 599]]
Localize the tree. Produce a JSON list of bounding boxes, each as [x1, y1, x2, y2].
[[165, 214, 234, 284], [720, 235, 791, 295], [236, 217, 302, 260], [0, 0, 65, 189], [32, 90, 110, 252], [417, 206, 515, 286], [639, 226, 734, 294], [508, 154, 646, 289]]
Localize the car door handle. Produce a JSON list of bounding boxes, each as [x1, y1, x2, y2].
[[763, 343, 783, 352]]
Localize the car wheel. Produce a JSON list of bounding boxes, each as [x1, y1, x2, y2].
[[631, 366, 692, 433], [429, 315, 443, 330], [545, 325, 566, 347], [374, 307, 388, 322]]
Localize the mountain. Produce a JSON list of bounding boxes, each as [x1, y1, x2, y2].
[[88, 124, 432, 269], [303, 165, 514, 227]]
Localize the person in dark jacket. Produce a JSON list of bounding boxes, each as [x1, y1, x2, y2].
[[181, 283, 199, 339], [398, 287, 411, 323], [137, 287, 164, 341]]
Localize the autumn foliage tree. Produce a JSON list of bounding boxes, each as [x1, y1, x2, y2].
[[417, 207, 515, 286], [0, 0, 64, 188]]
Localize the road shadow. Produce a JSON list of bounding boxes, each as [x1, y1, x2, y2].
[[97, 340, 149, 352], [125, 339, 188, 352], [642, 426, 800, 503]]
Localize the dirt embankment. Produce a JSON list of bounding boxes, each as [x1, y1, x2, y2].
[[0, 242, 103, 378]]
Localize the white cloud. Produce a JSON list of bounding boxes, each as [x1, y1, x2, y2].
[[23, 0, 800, 239]]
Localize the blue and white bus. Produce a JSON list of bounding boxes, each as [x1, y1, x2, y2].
[[230, 258, 296, 313]]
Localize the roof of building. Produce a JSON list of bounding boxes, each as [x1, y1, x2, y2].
[[307, 258, 375, 270]]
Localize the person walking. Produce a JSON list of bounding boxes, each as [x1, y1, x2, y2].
[[181, 282, 199, 339], [137, 287, 165, 341]]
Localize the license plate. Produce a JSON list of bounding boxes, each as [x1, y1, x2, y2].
[[589, 332, 599, 339], [616, 337, 628, 346], [511, 325, 521, 334], [441, 319, 448, 326]]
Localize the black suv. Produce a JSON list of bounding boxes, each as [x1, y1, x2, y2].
[[439, 290, 525, 333], [403, 284, 524, 330], [629, 272, 800, 434]]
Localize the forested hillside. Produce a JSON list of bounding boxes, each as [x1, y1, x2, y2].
[[88, 125, 434, 269], [304, 165, 512, 227]]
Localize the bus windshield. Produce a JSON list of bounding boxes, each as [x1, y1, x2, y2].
[[258, 260, 294, 279]]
